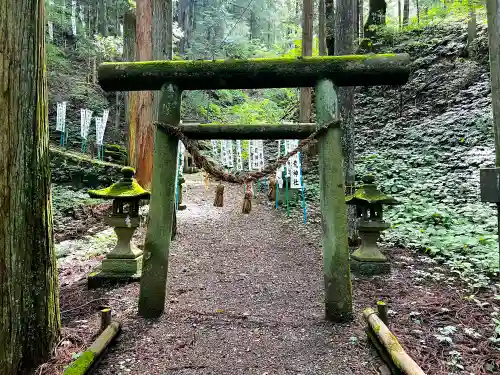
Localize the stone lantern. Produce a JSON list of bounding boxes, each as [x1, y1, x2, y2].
[[346, 175, 399, 276], [87, 166, 150, 288]]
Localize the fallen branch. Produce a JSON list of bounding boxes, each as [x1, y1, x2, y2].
[[363, 307, 426, 375], [63, 320, 122, 375]]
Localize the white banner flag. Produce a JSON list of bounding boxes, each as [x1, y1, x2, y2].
[[258, 140, 264, 171], [71, 1, 77, 35], [236, 140, 243, 171], [102, 108, 109, 128], [95, 117, 104, 145], [80, 108, 92, 139], [220, 139, 227, 166], [79, 4, 85, 28], [56, 101, 67, 132], [48, 21, 54, 41], [211, 140, 218, 159], [287, 140, 302, 188], [226, 140, 234, 167]]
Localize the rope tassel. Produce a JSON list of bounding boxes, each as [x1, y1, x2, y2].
[[214, 183, 224, 207], [242, 182, 253, 214], [268, 176, 276, 202]]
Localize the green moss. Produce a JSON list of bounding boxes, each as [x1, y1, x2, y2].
[[63, 351, 95, 375], [102, 54, 401, 69], [99, 53, 410, 91], [345, 176, 399, 205], [374, 324, 381, 333], [88, 167, 150, 200]]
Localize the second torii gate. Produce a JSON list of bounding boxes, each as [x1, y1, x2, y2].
[[98, 54, 410, 322]]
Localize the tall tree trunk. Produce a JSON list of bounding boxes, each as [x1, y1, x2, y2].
[[403, 0, 409, 27], [178, 0, 193, 55], [359, 0, 364, 39], [153, 0, 173, 109], [319, 0, 327, 55], [326, 0, 335, 55], [0, 1, 60, 373], [468, 1, 477, 48], [361, 0, 386, 50], [124, 9, 137, 166], [335, 0, 357, 243], [99, 0, 107, 35], [134, 0, 154, 187], [398, 0, 402, 29], [250, 11, 260, 40], [300, 0, 313, 123], [416, 0, 420, 24]]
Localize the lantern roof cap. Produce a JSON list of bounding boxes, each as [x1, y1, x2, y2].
[[88, 167, 151, 200], [346, 174, 399, 205]]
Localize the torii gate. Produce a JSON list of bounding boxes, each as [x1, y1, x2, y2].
[[98, 55, 410, 322]]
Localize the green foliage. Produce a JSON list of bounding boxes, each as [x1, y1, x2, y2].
[[46, 43, 72, 73], [51, 185, 101, 224]]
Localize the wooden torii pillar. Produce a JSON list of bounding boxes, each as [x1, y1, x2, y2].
[[98, 55, 410, 321]]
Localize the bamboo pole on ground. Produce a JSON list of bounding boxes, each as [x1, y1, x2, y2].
[[363, 308, 426, 375]]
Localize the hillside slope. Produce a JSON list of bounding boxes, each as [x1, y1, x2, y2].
[[351, 23, 498, 285]]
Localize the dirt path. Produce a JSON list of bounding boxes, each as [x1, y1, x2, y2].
[[52, 173, 500, 375], [89, 174, 375, 374]]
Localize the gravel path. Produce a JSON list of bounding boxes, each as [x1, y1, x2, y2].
[[93, 174, 375, 374]]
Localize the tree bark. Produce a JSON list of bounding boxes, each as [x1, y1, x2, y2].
[[326, 0, 335, 55], [124, 8, 137, 166], [319, 0, 327, 55], [468, 1, 477, 48], [152, 0, 173, 118], [99, 0, 107, 35], [0, 1, 61, 373], [362, 0, 386, 49], [359, 0, 364, 39], [398, 0, 402, 29], [300, 0, 314, 123], [403, 0, 409, 27], [335, 0, 358, 242], [416, 0, 420, 24], [133, 0, 154, 187]]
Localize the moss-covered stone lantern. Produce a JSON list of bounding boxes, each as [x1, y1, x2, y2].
[[346, 175, 399, 276], [87, 166, 150, 288]]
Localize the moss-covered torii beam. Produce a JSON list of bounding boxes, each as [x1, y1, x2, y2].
[[169, 123, 320, 139], [98, 54, 410, 91]]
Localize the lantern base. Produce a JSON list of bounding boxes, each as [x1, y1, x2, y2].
[[178, 204, 187, 211], [87, 254, 143, 289], [350, 257, 391, 276]]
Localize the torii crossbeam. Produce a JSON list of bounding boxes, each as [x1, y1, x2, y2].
[[98, 54, 411, 321]]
